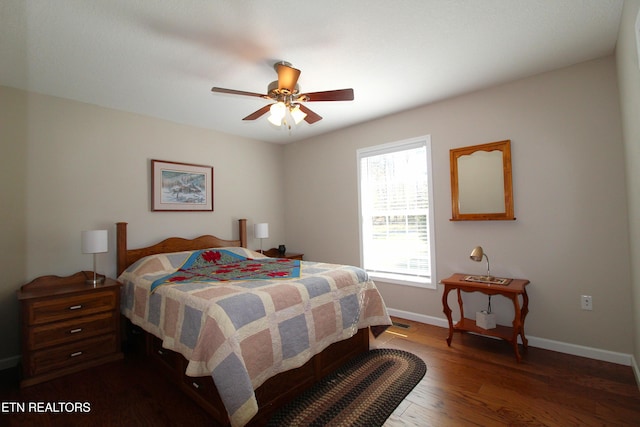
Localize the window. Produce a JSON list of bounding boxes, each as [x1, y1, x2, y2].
[[357, 136, 436, 289]]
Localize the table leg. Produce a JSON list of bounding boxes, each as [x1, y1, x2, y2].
[[441, 285, 454, 346], [510, 294, 522, 362], [456, 288, 464, 321], [520, 289, 529, 348]]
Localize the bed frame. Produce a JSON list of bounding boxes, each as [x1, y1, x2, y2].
[[116, 220, 370, 426]]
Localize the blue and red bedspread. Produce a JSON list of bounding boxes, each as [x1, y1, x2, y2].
[[118, 247, 391, 427], [150, 249, 300, 292]]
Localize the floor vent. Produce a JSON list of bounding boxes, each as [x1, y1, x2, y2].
[[392, 321, 411, 329]]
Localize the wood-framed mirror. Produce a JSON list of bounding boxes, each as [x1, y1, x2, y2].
[[450, 140, 515, 221]]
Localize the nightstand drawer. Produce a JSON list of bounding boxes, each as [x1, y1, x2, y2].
[[27, 333, 117, 376], [27, 291, 117, 325], [28, 311, 116, 350]]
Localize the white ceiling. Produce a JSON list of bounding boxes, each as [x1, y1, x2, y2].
[[0, 0, 624, 144]]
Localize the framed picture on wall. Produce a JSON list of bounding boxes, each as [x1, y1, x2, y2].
[[151, 159, 214, 211]]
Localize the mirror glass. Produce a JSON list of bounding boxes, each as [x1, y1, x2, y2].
[[450, 140, 515, 221], [457, 150, 505, 214]]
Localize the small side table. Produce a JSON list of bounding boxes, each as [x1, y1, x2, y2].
[[439, 273, 530, 362], [260, 248, 304, 260]]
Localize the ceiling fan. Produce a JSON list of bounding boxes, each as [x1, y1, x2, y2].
[[211, 61, 354, 128]]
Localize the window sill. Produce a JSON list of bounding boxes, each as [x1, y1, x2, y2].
[[367, 272, 436, 290]]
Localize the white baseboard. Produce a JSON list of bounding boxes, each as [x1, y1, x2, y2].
[[526, 336, 633, 366], [632, 355, 640, 390], [0, 355, 20, 371], [387, 308, 449, 329], [387, 308, 635, 367]]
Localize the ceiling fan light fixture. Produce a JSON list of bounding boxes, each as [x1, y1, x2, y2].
[[211, 61, 354, 128], [267, 114, 283, 126], [290, 105, 307, 124], [268, 102, 286, 126]]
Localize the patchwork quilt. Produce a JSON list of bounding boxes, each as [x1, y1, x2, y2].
[[118, 247, 391, 427]]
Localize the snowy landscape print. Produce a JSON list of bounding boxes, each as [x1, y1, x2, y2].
[[160, 169, 206, 204], [151, 159, 213, 211]]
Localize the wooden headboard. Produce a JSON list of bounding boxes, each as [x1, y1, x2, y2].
[[116, 219, 247, 276]]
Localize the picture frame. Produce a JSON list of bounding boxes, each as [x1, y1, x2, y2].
[[151, 159, 213, 211]]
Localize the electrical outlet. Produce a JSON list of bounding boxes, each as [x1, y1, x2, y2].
[[581, 295, 593, 311]]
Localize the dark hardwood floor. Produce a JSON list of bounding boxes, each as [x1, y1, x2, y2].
[[2, 317, 639, 426], [0, 331, 214, 427], [377, 318, 640, 426]]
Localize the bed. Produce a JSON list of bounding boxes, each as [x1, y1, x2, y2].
[[115, 219, 391, 427]]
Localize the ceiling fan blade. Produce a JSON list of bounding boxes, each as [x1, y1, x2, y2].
[[299, 88, 354, 102], [275, 63, 301, 92], [242, 105, 272, 121], [211, 87, 267, 98], [298, 104, 322, 124]]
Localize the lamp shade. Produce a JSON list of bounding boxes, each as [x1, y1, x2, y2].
[[470, 246, 484, 262], [268, 102, 286, 126], [254, 223, 269, 239], [290, 105, 307, 124], [81, 230, 108, 254]]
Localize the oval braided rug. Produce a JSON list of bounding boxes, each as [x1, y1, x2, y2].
[[267, 349, 426, 427]]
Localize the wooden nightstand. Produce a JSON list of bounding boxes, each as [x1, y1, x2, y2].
[[260, 248, 304, 260], [17, 271, 124, 387]]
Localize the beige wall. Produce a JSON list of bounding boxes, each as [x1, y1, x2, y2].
[[284, 56, 634, 355], [0, 87, 28, 366], [617, 0, 640, 373], [1, 42, 636, 368], [0, 86, 285, 363]]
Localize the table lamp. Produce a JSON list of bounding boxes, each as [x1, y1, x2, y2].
[[82, 230, 108, 286], [469, 246, 492, 280], [254, 223, 269, 253]]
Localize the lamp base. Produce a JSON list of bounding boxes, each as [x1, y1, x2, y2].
[[85, 277, 105, 286], [464, 275, 511, 286], [476, 311, 496, 329]]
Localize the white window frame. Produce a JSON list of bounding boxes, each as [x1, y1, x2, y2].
[[357, 135, 436, 289]]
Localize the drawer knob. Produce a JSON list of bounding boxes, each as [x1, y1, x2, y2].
[[70, 351, 83, 358], [69, 305, 83, 310], [69, 328, 83, 334]]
